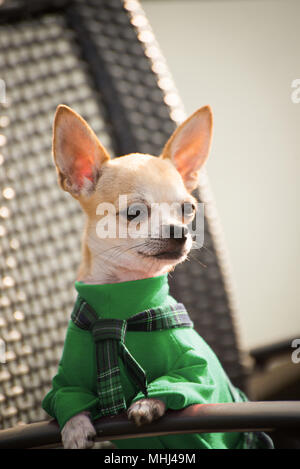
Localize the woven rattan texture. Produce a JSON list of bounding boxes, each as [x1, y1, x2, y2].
[[0, 12, 114, 428], [0, 0, 246, 430]]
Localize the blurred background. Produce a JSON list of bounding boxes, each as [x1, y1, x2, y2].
[[142, 0, 300, 352], [0, 0, 299, 447], [141, 0, 300, 402]]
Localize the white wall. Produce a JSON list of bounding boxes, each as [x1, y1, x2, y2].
[[142, 0, 300, 350]]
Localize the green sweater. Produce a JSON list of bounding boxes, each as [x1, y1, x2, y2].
[[42, 274, 248, 449]]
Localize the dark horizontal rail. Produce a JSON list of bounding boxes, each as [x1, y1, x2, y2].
[[0, 401, 300, 449], [250, 337, 300, 367]]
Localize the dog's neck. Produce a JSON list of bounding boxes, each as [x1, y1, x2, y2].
[[80, 267, 170, 285]]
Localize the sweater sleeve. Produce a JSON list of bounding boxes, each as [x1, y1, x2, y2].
[[42, 365, 99, 430], [131, 347, 231, 409], [42, 322, 99, 430]]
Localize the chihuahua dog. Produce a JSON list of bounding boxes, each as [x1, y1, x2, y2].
[[47, 104, 214, 449]]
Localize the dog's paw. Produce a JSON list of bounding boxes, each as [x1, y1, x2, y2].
[[127, 398, 166, 427], [61, 412, 96, 449]]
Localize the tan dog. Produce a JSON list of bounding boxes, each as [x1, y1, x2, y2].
[[52, 104, 212, 448]]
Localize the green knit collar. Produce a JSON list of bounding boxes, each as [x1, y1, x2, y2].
[[75, 274, 174, 320]]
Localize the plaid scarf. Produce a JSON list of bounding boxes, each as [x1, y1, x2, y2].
[[71, 295, 193, 417]]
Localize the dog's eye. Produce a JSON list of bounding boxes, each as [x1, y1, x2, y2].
[[127, 203, 148, 221], [182, 202, 196, 219]]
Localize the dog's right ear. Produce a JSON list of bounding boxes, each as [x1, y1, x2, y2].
[[52, 105, 110, 197]]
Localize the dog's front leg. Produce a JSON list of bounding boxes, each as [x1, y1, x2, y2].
[[61, 411, 96, 449], [127, 398, 166, 426]]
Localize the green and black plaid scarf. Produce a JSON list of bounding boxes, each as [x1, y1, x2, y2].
[[71, 296, 193, 417]]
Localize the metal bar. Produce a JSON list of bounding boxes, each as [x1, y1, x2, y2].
[[0, 402, 299, 449]]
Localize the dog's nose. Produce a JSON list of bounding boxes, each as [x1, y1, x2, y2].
[[162, 224, 188, 242]]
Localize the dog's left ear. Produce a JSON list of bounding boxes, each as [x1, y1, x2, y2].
[[161, 106, 213, 192]]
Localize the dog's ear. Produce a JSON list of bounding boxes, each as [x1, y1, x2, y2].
[[53, 105, 110, 197], [161, 106, 213, 192]]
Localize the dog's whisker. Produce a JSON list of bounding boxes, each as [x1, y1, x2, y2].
[[200, 244, 214, 256], [92, 241, 150, 262], [188, 250, 207, 268]]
